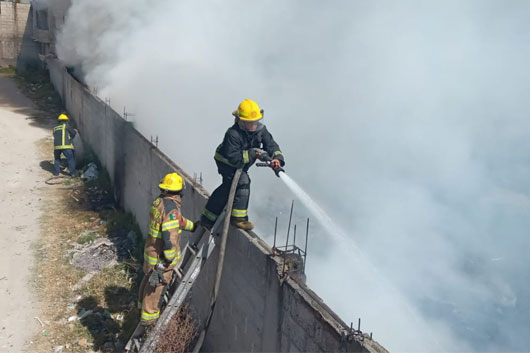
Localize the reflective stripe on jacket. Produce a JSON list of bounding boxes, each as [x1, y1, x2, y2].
[[53, 123, 76, 150]]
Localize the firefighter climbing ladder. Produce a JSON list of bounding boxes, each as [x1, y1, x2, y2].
[[125, 169, 242, 353]]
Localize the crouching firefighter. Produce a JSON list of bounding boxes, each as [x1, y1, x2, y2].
[[200, 98, 285, 231], [138, 172, 197, 325]]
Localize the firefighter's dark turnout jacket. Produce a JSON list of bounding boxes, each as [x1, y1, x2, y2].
[[53, 122, 76, 150], [202, 122, 285, 223], [138, 193, 194, 323]]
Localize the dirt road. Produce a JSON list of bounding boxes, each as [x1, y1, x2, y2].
[[0, 76, 49, 352]]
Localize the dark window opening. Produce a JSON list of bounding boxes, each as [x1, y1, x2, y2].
[[36, 8, 48, 30]]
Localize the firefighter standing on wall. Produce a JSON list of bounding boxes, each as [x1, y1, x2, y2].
[[138, 172, 197, 325], [53, 113, 77, 176], [200, 99, 285, 231]]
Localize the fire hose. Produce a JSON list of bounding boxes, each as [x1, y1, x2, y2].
[[192, 168, 242, 352], [192, 153, 283, 351]]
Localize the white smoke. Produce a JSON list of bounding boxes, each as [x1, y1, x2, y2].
[[56, 0, 530, 351]]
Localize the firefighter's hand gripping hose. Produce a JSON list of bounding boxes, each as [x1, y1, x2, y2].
[[192, 168, 243, 353], [256, 159, 285, 177]]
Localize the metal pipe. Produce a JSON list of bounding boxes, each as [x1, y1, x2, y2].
[[286, 200, 294, 245], [273, 217, 278, 249], [282, 200, 294, 276], [303, 218, 309, 272]]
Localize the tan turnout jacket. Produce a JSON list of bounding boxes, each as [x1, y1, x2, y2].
[[143, 194, 194, 272]]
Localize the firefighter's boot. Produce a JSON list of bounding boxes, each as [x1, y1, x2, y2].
[[231, 219, 254, 231]]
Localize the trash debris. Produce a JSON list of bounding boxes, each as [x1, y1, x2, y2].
[[71, 238, 118, 272], [67, 315, 78, 322], [102, 309, 112, 319], [127, 230, 138, 245], [81, 163, 99, 181], [53, 345, 63, 353]]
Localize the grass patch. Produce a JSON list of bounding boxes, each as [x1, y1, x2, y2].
[[25, 66, 145, 352], [33, 136, 143, 352], [0, 65, 16, 76], [76, 264, 140, 346], [106, 212, 140, 238], [77, 232, 98, 244]]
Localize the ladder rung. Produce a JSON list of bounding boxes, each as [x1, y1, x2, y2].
[[187, 245, 197, 255]]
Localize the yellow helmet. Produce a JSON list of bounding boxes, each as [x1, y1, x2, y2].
[[159, 172, 184, 192], [58, 114, 69, 121], [232, 99, 263, 122]]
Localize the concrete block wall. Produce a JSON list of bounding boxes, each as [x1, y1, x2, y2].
[[47, 58, 387, 353], [189, 228, 283, 352], [49, 60, 207, 232], [46, 0, 70, 47], [0, 2, 40, 68]]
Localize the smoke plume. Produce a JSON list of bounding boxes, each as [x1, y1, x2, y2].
[[56, 0, 530, 351]]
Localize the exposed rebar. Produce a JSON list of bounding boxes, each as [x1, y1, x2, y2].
[[293, 224, 297, 248], [273, 217, 278, 249], [304, 218, 309, 271], [282, 200, 295, 276]]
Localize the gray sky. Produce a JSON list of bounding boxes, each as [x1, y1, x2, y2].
[[57, 1, 530, 351]]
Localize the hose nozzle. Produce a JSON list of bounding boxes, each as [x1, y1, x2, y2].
[[273, 166, 285, 177], [256, 161, 284, 178]]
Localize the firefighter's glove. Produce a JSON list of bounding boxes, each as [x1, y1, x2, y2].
[[259, 152, 271, 162], [251, 148, 270, 162], [249, 148, 261, 158], [148, 263, 166, 287]]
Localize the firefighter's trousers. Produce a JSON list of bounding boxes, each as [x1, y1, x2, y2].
[[138, 263, 173, 324], [203, 171, 251, 222], [54, 149, 76, 176]]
